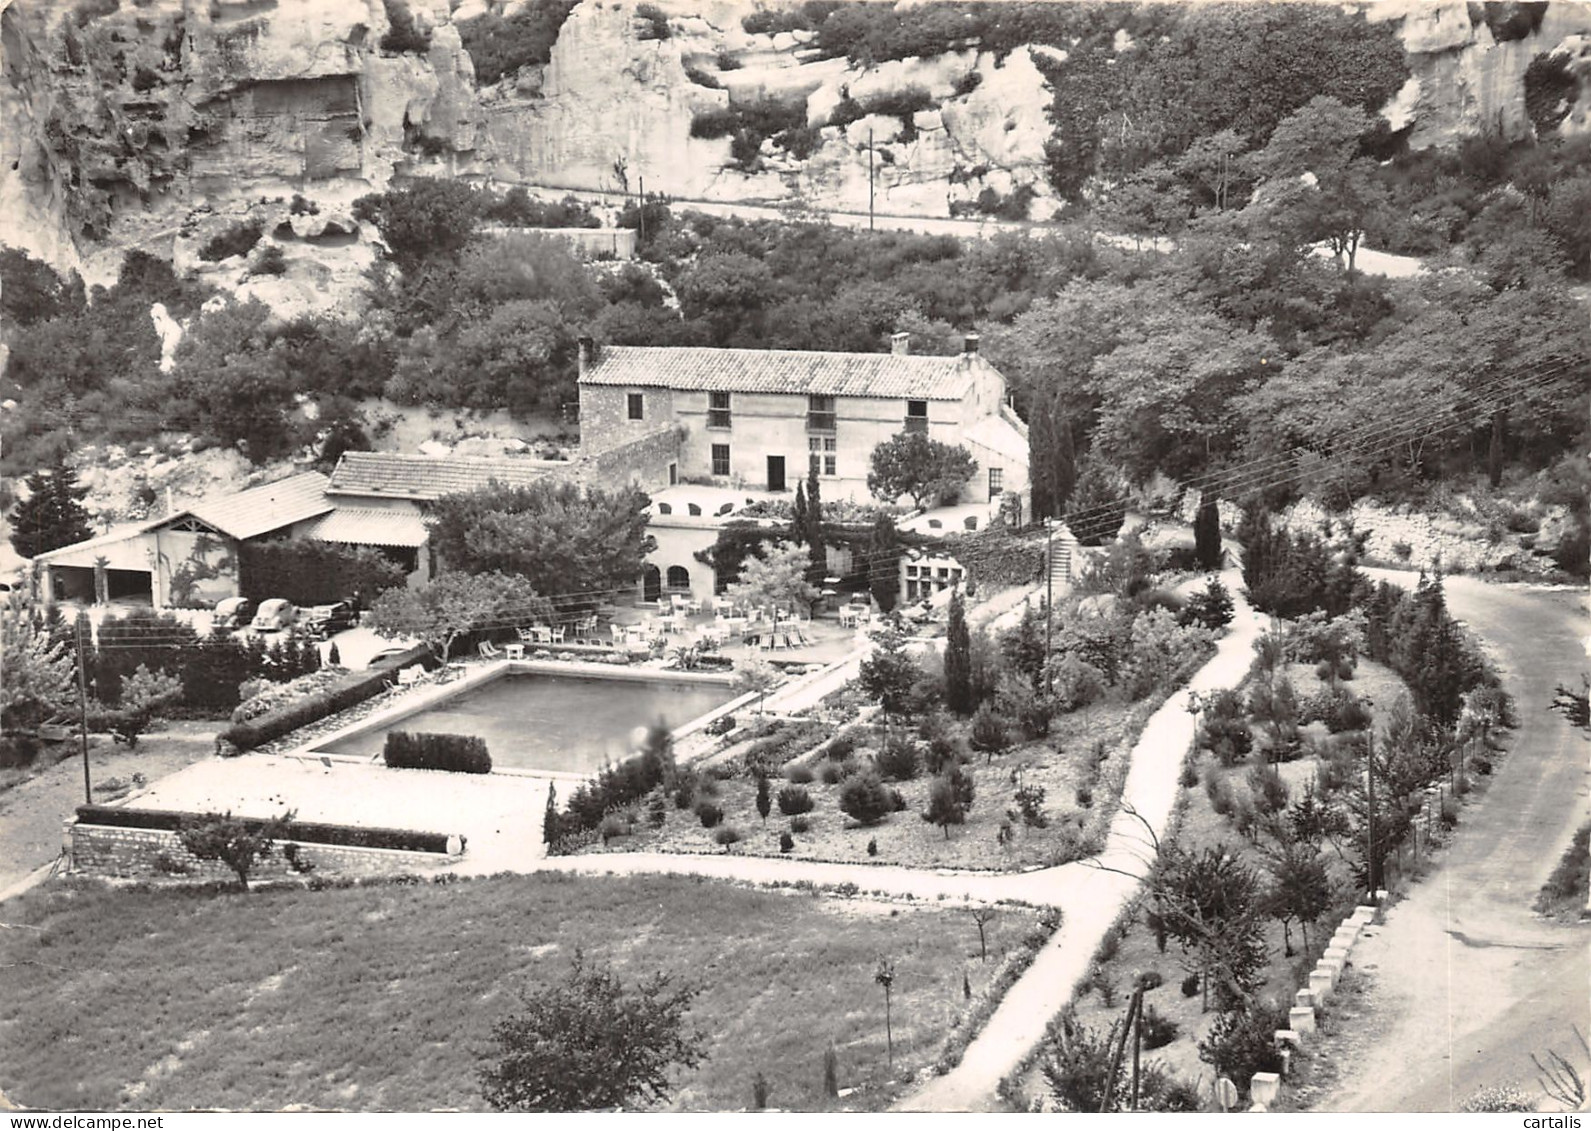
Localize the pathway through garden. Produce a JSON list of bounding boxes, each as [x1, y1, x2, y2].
[[526, 567, 1270, 1111]]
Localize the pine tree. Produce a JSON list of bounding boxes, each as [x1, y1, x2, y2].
[[1194, 493, 1222, 571], [944, 590, 974, 715], [9, 455, 93, 559]]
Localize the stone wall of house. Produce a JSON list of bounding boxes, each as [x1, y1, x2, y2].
[[559, 424, 681, 492], [68, 822, 459, 882], [578, 386, 679, 457]]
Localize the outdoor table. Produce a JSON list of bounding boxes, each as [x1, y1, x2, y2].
[[504, 643, 526, 660]]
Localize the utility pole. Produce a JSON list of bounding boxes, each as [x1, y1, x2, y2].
[[1365, 722, 1377, 900], [1043, 517, 1054, 692], [868, 127, 875, 232], [75, 614, 92, 804]]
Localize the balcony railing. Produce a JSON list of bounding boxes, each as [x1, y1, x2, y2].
[[903, 416, 928, 434], [806, 412, 837, 433]]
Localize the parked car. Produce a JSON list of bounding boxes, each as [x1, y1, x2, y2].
[[211, 596, 256, 630], [251, 598, 297, 632], [300, 600, 358, 639]]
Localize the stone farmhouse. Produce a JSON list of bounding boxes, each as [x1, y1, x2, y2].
[[576, 333, 1030, 512], [33, 339, 1029, 611]]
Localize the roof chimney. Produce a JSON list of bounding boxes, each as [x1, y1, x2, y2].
[[890, 331, 910, 356], [962, 332, 980, 356], [577, 336, 595, 378]]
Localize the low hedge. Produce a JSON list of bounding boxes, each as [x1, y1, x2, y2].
[[74, 805, 460, 854], [219, 664, 403, 751], [383, 731, 492, 774]]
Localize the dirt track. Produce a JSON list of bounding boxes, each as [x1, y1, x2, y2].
[[1320, 575, 1590, 1112]]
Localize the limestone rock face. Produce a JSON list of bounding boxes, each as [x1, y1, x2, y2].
[[1377, 0, 1591, 147], [6, 0, 1591, 306]]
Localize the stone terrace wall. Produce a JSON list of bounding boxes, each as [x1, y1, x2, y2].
[[69, 823, 458, 882]]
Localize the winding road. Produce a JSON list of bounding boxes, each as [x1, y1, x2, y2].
[[1319, 573, 1590, 1112]]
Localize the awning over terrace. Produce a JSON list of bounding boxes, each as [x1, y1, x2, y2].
[[300, 507, 429, 548]]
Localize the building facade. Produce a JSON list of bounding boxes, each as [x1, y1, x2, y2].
[[577, 334, 1029, 509]]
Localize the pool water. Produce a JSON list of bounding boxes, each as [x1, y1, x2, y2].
[[317, 674, 737, 774]]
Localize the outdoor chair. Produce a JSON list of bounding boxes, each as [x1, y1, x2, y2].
[[478, 641, 505, 660], [549, 625, 566, 644], [397, 665, 425, 686]]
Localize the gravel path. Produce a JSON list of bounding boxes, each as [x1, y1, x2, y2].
[[1316, 573, 1590, 1113]]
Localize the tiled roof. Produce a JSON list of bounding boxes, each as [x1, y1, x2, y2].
[[301, 507, 430, 548], [174, 472, 333, 541], [579, 346, 978, 400], [327, 452, 560, 501], [31, 520, 162, 568]]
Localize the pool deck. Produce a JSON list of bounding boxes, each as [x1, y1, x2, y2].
[[290, 657, 748, 766], [123, 755, 552, 871]]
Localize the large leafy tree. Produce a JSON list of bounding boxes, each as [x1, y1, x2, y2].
[[1249, 96, 1390, 275], [167, 299, 301, 461], [1088, 305, 1277, 483], [8, 454, 93, 559], [725, 541, 818, 615], [1150, 843, 1268, 1011], [866, 431, 978, 510], [479, 950, 706, 1111], [859, 621, 922, 728], [367, 570, 550, 663], [428, 480, 655, 602], [353, 178, 484, 268]]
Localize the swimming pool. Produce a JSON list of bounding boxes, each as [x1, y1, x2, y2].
[[315, 672, 738, 774]]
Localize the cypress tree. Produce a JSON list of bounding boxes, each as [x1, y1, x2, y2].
[[1194, 493, 1222, 571], [806, 464, 826, 581], [867, 511, 901, 612], [9, 455, 93, 559], [792, 481, 808, 544], [755, 770, 771, 825], [945, 590, 973, 715], [543, 784, 561, 847], [1487, 411, 1505, 489], [1028, 401, 1077, 521]]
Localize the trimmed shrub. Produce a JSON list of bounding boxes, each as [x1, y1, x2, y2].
[[789, 813, 811, 834], [820, 762, 843, 785], [785, 762, 815, 785], [714, 825, 741, 848], [1135, 970, 1164, 991], [875, 735, 921, 781], [867, 837, 878, 856], [1140, 1004, 1179, 1050], [219, 665, 401, 751], [383, 731, 492, 774], [777, 784, 815, 816], [1180, 973, 1200, 998], [779, 830, 795, 853], [74, 804, 456, 853], [826, 732, 856, 760], [696, 800, 724, 828], [838, 770, 892, 825]]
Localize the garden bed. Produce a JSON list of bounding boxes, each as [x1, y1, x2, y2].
[[574, 693, 1175, 872]]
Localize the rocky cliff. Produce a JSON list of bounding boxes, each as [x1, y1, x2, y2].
[[3, 0, 1589, 286]]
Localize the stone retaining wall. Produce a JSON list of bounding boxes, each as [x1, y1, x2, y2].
[[68, 822, 458, 882]]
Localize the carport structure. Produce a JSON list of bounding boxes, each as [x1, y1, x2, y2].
[[33, 472, 332, 609]]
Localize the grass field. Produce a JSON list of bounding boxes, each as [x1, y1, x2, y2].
[[0, 873, 1045, 1112]]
